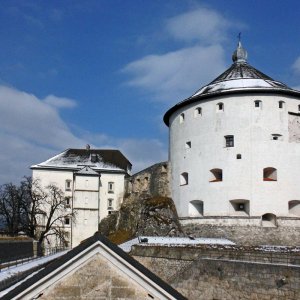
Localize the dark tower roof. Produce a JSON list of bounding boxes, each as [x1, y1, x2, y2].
[[164, 41, 300, 126]]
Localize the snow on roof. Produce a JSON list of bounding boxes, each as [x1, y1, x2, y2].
[[119, 236, 235, 253], [31, 148, 132, 173], [192, 62, 292, 98], [0, 250, 68, 297]]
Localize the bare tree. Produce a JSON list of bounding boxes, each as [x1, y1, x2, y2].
[[0, 177, 75, 248], [0, 183, 22, 235], [21, 177, 75, 246]]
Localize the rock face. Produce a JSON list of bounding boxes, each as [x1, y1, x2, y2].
[[99, 162, 183, 244]]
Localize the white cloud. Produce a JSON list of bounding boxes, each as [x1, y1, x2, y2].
[[123, 44, 226, 102], [43, 95, 77, 108], [165, 7, 231, 44], [121, 7, 244, 103], [0, 85, 166, 183], [0, 85, 85, 183]]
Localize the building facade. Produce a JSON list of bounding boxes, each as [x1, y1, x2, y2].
[[31, 146, 131, 247], [164, 42, 300, 226]]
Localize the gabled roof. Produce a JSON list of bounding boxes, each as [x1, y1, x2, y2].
[[31, 148, 132, 173], [164, 42, 300, 126], [76, 166, 99, 176], [2, 232, 186, 300]]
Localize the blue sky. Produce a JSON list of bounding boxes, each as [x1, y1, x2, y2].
[[1, 0, 300, 183]]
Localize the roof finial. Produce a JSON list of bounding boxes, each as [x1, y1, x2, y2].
[[232, 33, 248, 63]]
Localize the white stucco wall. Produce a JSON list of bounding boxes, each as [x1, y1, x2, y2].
[[32, 169, 126, 248], [169, 93, 300, 219]]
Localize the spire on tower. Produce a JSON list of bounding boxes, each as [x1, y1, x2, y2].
[[232, 33, 248, 63]]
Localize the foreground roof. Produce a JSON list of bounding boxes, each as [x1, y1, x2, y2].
[[2, 232, 186, 300], [31, 148, 132, 173], [164, 41, 300, 126]]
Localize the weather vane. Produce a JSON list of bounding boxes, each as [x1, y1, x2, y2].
[[238, 32, 242, 42]]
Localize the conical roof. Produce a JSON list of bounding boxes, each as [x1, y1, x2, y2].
[[164, 42, 300, 126], [192, 41, 290, 98]]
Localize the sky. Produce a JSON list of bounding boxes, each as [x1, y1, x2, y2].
[[1, 0, 300, 184]]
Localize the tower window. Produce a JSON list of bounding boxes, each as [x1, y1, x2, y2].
[[217, 102, 224, 111], [279, 101, 285, 109], [194, 107, 202, 117], [254, 100, 262, 109], [225, 135, 234, 147], [108, 198, 113, 210], [65, 180, 72, 191], [179, 113, 185, 123], [185, 141, 191, 149], [210, 169, 223, 182], [271, 134, 282, 141], [108, 182, 114, 193], [263, 167, 277, 181], [180, 172, 188, 186], [189, 200, 203, 217]]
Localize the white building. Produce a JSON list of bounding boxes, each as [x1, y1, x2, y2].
[[31, 146, 131, 247], [164, 41, 300, 227]]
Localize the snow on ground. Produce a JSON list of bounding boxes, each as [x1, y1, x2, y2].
[[0, 250, 68, 297], [119, 236, 235, 252]]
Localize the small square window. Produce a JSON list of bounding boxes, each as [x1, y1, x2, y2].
[[225, 135, 234, 147], [236, 154, 242, 159], [185, 141, 191, 149], [64, 217, 70, 225]]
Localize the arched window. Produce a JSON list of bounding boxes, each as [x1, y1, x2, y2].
[[189, 200, 203, 217], [217, 102, 224, 112], [229, 199, 249, 215], [179, 113, 185, 123], [289, 200, 300, 216], [210, 168, 223, 182], [263, 167, 277, 181], [180, 172, 188, 186], [194, 107, 202, 117], [279, 101, 285, 109], [261, 213, 277, 227], [254, 100, 262, 109]]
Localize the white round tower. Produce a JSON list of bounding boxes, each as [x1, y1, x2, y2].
[[164, 42, 300, 226]]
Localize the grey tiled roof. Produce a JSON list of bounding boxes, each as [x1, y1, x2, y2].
[[31, 149, 132, 173]]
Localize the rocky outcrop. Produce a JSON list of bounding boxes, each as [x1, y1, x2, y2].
[[99, 161, 183, 244], [99, 195, 183, 244]]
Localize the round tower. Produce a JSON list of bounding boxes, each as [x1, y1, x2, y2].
[[164, 42, 300, 226]]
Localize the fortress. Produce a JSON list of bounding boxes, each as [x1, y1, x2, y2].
[[164, 41, 300, 228]]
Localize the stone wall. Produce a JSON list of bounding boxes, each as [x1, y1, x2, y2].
[[132, 245, 300, 300], [182, 223, 300, 246], [125, 161, 170, 198]]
